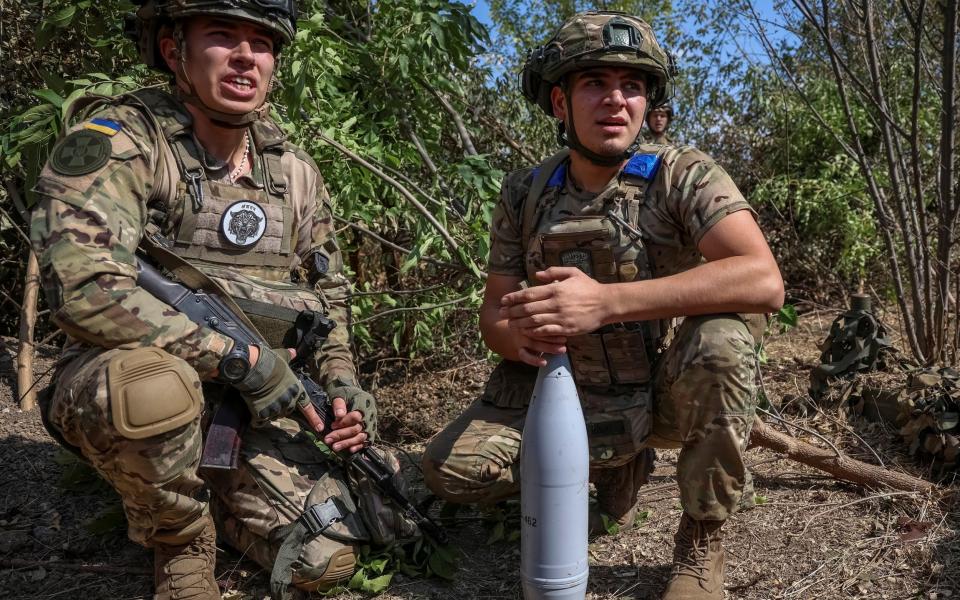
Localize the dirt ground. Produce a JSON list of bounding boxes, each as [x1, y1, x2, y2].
[[1, 308, 958, 600]]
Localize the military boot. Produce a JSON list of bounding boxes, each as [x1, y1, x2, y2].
[[661, 512, 725, 600], [589, 448, 655, 534], [154, 515, 221, 600]]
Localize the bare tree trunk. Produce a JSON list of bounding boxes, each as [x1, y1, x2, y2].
[[750, 418, 937, 494], [18, 249, 40, 411], [935, 0, 959, 361]]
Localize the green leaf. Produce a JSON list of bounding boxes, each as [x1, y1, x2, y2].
[[32, 88, 65, 108], [776, 304, 799, 330], [360, 573, 393, 593], [427, 549, 456, 580], [46, 5, 77, 29]]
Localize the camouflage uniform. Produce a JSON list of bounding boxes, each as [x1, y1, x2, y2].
[[30, 88, 384, 589], [646, 131, 675, 145], [422, 143, 759, 522]]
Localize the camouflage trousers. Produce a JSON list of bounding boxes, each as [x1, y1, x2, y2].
[[43, 345, 360, 588], [422, 314, 758, 522]]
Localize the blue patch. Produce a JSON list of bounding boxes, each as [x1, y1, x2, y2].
[[546, 163, 567, 188], [623, 154, 661, 180]]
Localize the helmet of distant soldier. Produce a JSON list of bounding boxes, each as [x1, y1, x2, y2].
[[126, 0, 298, 71], [520, 11, 675, 117], [647, 104, 674, 120]]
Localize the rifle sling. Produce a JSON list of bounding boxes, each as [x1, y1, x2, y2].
[[138, 224, 265, 338]]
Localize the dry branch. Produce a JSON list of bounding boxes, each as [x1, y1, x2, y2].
[[313, 128, 486, 279], [18, 249, 40, 411], [750, 417, 937, 494]]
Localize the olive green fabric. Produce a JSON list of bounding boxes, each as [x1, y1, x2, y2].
[[521, 11, 674, 114], [809, 295, 893, 400], [234, 346, 306, 427]]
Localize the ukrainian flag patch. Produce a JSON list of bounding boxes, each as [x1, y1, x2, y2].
[[84, 118, 122, 136]]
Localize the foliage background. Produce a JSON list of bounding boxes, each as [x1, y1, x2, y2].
[[1, 0, 953, 364]]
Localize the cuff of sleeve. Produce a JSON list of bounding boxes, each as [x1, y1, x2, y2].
[[692, 202, 756, 246], [193, 329, 235, 379]]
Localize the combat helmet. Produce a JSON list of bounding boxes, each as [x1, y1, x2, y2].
[[647, 104, 674, 119], [126, 0, 297, 126], [520, 11, 676, 166]]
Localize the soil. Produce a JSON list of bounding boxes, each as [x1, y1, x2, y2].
[[1, 309, 957, 600]]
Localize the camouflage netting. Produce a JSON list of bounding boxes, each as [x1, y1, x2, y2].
[[809, 295, 960, 478]]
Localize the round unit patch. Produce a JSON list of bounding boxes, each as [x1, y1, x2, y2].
[[221, 201, 267, 248], [50, 130, 111, 176]]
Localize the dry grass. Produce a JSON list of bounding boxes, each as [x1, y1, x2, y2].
[[1, 308, 958, 599]]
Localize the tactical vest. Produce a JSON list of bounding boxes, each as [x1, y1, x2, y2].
[[519, 148, 665, 388], [98, 88, 327, 347]]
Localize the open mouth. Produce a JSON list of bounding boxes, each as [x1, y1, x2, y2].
[[222, 74, 258, 96], [597, 116, 628, 127]]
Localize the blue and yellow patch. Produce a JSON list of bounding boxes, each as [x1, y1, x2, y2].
[[83, 118, 122, 137]]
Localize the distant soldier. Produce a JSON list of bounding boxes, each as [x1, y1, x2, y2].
[[645, 104, 675, 144], [30, 2, 416, 598], [421, 11, 783, 600]]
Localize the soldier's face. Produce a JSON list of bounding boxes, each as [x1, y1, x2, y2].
[[163, 17, 276, 116], [647, 110, 669, 134], [552, 67, 648, 157]]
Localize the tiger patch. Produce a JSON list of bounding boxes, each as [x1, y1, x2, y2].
[[221, 201, 267, 247]]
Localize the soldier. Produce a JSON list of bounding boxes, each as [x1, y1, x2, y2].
[[645, 104, 675, 144], [30, 2, 414, 599], [421, 11, 783, 600]]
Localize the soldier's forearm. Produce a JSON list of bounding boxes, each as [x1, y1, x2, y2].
[[53, 275, 233, 377]]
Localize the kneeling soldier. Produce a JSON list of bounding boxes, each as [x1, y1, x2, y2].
[[421, 11, 783, 600], [31, 2, 417, 598]]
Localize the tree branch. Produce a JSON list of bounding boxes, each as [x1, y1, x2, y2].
[[420, 79, 479, 156], [312, 127, 483, 278]]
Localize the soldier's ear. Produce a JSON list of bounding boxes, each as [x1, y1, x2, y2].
[[159, 34, 179, 73], [550, 85, 567, 121]]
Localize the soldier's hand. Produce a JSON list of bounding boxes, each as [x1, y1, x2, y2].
[[499, 267, 607, 337], [234, 346, 306, 427], [324, 397, 368, 453], [325, 377, 377, 448], [515, 331, 567, 368]]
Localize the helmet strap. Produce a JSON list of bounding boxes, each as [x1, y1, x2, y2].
[[558, 87, 640, 168], [172, 22, 270, 129]]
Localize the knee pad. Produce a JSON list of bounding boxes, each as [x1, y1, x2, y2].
[[107, 347, 202, 439]]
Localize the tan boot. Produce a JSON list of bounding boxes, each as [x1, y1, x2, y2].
[[589, 448, 655, 534], [154, 515, 221, 600], [661, 513, 725, 600]]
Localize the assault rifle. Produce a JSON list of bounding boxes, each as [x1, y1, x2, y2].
[[135, 257, 447, 544]]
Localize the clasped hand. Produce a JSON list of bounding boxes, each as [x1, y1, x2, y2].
[[499, 267, 608, 367]]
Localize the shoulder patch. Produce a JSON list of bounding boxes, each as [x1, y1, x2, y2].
[[546, 163, 567, 188], [84, 118, 122, 136], [49, 130, 111, 176], [623, 154, 662, 180]]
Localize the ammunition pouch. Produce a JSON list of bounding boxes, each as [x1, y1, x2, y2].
[[204, 267, 329, 349], [107, 347, 202, 439], [567, 324, 654, 387], [581, 384, 652, 464], [539, 219, 617, 282]]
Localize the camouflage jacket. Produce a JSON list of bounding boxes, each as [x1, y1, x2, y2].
[[643, 131, 675, 145], [30, 89, 357, 386], [488, 143, 754, 283]]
